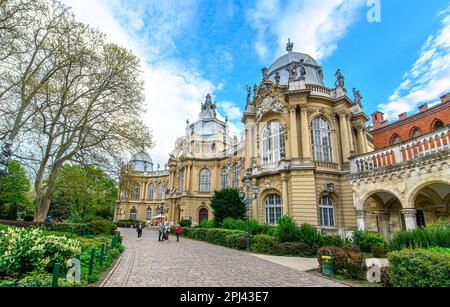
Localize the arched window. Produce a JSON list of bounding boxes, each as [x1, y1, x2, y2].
[[130, 208, 137, 220], [146, 207, 152, 220], [311, 117, 333, 162], [156, 207, 161, 216], [319, 195, 335, 227], [157, 183, 163, 200], [433, 120, 444, 131], [262, 121, 285, 165], [131, 184, 141, 200], [199, 169, 211, 192], [411, 127, 422, 139], [179, 171, 185, 192], [221, 167, 229, 189], [147, 183, 154, 200], [232, 163, 240, 189], [265, 194, 283, 225], [391, 134, 401, 145]]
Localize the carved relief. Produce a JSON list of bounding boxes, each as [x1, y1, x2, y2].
[[256, 96, 288, 123]]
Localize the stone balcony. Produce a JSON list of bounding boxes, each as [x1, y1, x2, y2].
[[350, 125, 450, 177]]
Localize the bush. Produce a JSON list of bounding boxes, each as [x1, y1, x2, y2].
[[0, 227, 81, 277], [353, 230, 385, 253], [276, 216, 299, 242], [387, 249, 450, 287], [199, 219, 216, 229], [389, 221, 450, 251], [46, 222, 89, 235], [252, 234, 277, 254], [210, 189, 245, 224], [381, 266, 391, 287], [297, 224, 321, 246], [320, 235, 344, 248], [273, 242, 317, 257], [179, 219, 192, 228], [318, 246, 365, 280], [83, 216, 116, 235], [222, 218, 246, 231], [183, 227, 246, 250]]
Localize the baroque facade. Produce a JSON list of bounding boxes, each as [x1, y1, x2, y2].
[[116, 41, 376, 236]]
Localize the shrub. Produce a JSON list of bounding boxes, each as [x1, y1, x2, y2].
[[252, 234, 277, 254], [183, 227, 246, 250], [381, 266, 391, 287], [273, 242, 317, 257], [199, 219, 216, 229], [353, 230, 385, 253], [388, 249, 450, 287], [318, 246, 365, 280], [179, 219, 192, 228], [46, 223, 89, 235], [389, 221, 450, 251], [210, 189, 245, 224], [222, 218, 246, 231], [83, 216, 116, 235], [297, 224, 321, 246], [276, 216, 299, 242], [320, 235, 344, 248], [0, 227, 81, 277]]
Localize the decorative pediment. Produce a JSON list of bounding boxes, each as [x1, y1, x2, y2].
[[256, 96, 288, 123]]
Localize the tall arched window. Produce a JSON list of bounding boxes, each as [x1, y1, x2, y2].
[[265, 194, 283, 225], [179, 171, 185, 192], [262, 121, 285, 165], [391, 134, 401, 145], [312, 117, 333, 162], [157, 183, 163, 200], [221, 167, 229, 189], [146, 207, 152, 220], [232, 163, 240, 189], [319, 195, 335, 227], [131, 184, 141, 200], [199, 169, 211, 192], [130, 208, 137, 220], [147, 183, 154, 200], [433, 120, 444, 131]]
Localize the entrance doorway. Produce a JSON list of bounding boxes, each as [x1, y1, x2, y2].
[[199, 208, 209, 224]]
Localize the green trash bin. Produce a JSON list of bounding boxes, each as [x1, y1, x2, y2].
[[321, 249, 334, 276]]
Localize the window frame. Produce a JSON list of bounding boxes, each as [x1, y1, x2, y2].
[[262, 121, 286, 165], [264, 194, 283, 225], [319, 195, 335, 227], [199, 168, 211, 193], [311, 116, 333, 162]]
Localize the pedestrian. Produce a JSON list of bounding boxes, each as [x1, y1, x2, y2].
[[159, 221, 165, 242], [175, 224, 182, 242], [136, 223, 143, 240], [165, 223, 171, 242]]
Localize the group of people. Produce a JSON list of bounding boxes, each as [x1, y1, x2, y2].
[[135, 221, 182, 242]]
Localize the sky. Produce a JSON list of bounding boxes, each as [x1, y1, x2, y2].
[[61, 0, 450, 166]]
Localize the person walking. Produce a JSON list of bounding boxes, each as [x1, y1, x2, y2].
[[136, 223, 143, 240], [159, 221, 165, 242], [175, 224, 182, 242]]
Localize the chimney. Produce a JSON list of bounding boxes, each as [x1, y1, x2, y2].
[[419, 103, 429, 112], [372, 111, 386, 129], [398, 112, 408, 121], [440, 93, 450, 104]]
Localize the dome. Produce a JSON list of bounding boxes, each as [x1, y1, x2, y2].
[[130, 151, 153, 172], [267, 51, 325, 87]]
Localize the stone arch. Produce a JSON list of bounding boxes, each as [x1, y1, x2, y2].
[[198, 205, 209, 224], [317, 191, 341, 228], [308, 112, 336, 130], [408, 179, 450, 205]]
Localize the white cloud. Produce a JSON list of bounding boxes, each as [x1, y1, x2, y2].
[[61, 0, 242, 165], [219, 101, 243, 121], [379, 7, 450, 120], [247, 0, 365, 61]]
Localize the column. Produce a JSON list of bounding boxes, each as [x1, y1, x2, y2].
[[186, 164, 191, 192], [356, 210, 366, 231], [300, 105, 311, 161], [289, 106, 299, 160], [378, 212, 390, 238], [281, 173, 289, 217], [402, 209, 417, 231], [339, 112, 351, 162], [346, 115, 355, 155], [357, 126, 367, 155]]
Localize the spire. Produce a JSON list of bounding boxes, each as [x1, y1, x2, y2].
[[286, 38, 294, 53]]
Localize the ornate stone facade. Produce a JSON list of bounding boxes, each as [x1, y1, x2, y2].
[[116, 42, 376, 236]]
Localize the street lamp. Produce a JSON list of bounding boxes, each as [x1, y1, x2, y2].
[[157, 203, 169, 222], [239, 172, 259, 251]]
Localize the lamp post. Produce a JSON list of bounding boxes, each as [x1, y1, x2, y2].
[[239, 172, 259, 251], [157, 203, 169, 222]]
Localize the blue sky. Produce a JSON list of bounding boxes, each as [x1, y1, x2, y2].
[[63, 0, 450, 165]]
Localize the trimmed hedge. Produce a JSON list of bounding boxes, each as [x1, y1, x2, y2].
[[183, 228, 246, 250], [387, 249, 450, 287], [252, 234, 276, 254], [46, 223, 90, 235], [273, 242, 317, 257], [179, 219, 192, 228]]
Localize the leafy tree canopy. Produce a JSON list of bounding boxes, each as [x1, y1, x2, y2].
[[0, 160, 31, 219]]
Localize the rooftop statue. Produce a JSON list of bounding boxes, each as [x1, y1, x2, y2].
[[253, 84, 258, 96], [286, 38, 294, 53], [353, 88, 363, 106], [298, 59, 306, 78], [246, 85, 252, 105], [287, 62, 298, 81], [261, 67, 269, 81], [275, 71, 281, 85], [335, 69, 345, 88]]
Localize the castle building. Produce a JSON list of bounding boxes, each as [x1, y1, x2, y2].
[[115, 41, 380, 237]]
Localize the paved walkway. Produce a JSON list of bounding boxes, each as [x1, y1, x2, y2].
[[102, 228, 346, 287], [252, 254, 319, 272]]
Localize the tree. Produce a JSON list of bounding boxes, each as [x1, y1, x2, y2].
[[0, 160, 31, 219], [210, 189, 245, 224], [49, 164, 117, 220]]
